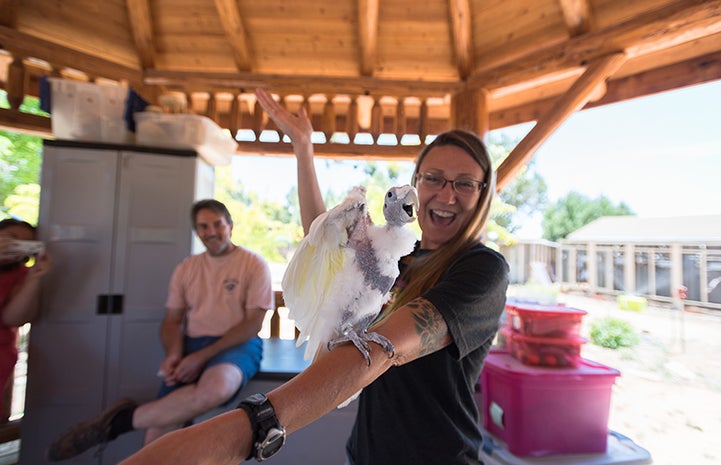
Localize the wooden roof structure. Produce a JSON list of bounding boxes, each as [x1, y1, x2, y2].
[[1, 0, 721, 189]]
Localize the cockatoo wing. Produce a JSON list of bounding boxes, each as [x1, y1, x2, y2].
[[282, 186, 368, 360]]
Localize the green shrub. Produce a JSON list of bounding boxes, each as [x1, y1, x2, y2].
[[589, 317, 639, 349]]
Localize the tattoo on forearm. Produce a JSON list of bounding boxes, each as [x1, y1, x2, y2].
[[408, 300, 446, 356]]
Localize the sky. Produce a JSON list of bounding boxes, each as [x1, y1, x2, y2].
[[228, 79, 721, 238]]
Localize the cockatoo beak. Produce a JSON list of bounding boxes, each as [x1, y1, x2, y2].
[[399, 185, 419, 222]]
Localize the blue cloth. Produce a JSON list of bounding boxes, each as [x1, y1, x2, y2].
[[124, 88, 149, 132], [156, 335, 263, 406], [39, 76, 51, 113]]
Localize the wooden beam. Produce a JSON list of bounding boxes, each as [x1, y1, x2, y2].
[[557, 0, 593, 36], [451, 87, 489, 136], [0, 27, 143, 86], [125, 0, 156, 68], [470, 0, 721, 91], [489, 51, 721, 130], [213, 0, 253, 72], [357, 0, 379, 76], [0, 0, 19, 28], [448, 0, 473, 79], [235, 140, 420, 161], [496, 52, 626, 191], [0, 108, 52, 137], [144, 69, 459, 98]]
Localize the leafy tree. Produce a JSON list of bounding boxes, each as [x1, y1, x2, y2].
[[542, 191, 634, 241], [214, 165, 302, 263], [0, 94, 44, 222], [487, 132, 549, 236]]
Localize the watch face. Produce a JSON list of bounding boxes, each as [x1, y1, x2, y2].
[[258, 427, 286, 461]]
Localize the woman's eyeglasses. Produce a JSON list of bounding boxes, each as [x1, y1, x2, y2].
[[415, 172, 486, 195]]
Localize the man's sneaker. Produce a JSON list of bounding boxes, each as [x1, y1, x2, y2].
[[46, 398, 137, 461]]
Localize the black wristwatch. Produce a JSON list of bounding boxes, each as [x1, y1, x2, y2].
[[237, 393, 286, 461]]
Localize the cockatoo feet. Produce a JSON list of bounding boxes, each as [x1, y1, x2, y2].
[[328, 329, 395, 366]]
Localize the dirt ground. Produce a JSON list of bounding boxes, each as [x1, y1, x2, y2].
[[549, 290, 721, 465]]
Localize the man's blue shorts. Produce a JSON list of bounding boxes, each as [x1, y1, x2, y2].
[[156, 335, 263, 404]]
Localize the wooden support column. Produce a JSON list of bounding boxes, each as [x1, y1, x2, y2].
[[418, 99, 428, 144], [7, 57, 25, 110], [347, 97, 359, 142], [206, 92, 217, 120], [395, 97, 406, 140], [495, 52, 626, 191], [450, 87, 489, 137], [370, 98, 382, 140], [322, 96, 336, 141], [253, 98, 264, 138], [229, 93, 240, 139]]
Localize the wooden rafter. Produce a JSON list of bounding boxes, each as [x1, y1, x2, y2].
[[357, 0, 379, 76], [0, 0, 19, 28], [557, 0, 593, 36], [143, 69, 459, 97], [125, 0, 156, 68], [213, 0, 252, 72], [448, 0, 473, 79], [496, 52, 627, 191], [0, 26, 142, 85], [470, 0, 721, 91]]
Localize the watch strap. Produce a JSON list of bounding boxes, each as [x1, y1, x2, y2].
[[237, 393, 285, 461]]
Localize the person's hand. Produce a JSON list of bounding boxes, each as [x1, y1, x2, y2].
[[171, 350, 207, 384], [255, 88, 314, 148], [158, 354, 181, 386], [0, 234, 21, 264], [27, 251, 51, 278]]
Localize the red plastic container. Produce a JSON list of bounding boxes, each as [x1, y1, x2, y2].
[[481, 350, 620, 457], [510, 332, 587, 368], [506, 303, 587, 338]]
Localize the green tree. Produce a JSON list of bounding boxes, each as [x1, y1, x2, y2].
[[0, 93, 45, 222], [542, 191, 634, 241], [487, 132, 549, 236]]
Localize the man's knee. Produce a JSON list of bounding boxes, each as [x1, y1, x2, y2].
[[194, 364, 244, 407]]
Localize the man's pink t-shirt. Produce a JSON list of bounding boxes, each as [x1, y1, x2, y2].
[[165, 246, 273, 337]]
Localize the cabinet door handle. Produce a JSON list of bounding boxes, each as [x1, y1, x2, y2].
[[96, 294, 124, 314], [97, 294, 109, 314], [110, 294, 124, 314]]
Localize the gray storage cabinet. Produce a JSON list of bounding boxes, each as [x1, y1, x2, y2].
[[20, 140, 214, 465]]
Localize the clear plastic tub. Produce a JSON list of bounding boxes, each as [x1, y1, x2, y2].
[[506, 303, 587, 338], [48, 78, 129, 143]]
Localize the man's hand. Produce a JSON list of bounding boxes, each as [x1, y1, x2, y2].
[[171, 350, 208, 384]]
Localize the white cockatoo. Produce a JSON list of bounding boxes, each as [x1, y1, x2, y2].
[[282, 185, 419, 368]]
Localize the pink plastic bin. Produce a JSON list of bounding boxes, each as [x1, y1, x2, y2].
[[481, 350, 620, 457], [506, 303, 587, 338]]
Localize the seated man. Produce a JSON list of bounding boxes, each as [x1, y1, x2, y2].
[[47, 199, 274, 461]]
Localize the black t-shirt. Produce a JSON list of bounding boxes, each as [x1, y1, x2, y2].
[[346, 241, 509, 465]]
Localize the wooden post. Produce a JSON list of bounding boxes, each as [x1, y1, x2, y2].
[[450, 87, 489, 137], [7, 57, 25, 110], [322, 96, 336, 141], [370, 98, 382, 141], [347, 97, 359, 142], [395, 97, 406, 141]]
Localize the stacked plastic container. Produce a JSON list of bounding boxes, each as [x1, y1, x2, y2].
[[480, 302, 626, 459], [502, 302, 588, 368]]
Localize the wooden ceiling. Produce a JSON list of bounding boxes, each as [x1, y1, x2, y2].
[[1, 0, 721, 189]]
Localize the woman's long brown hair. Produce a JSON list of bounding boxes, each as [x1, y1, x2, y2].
[[383, 129, 495, 315]]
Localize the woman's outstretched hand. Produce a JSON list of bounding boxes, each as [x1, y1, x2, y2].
[[255, 88, 314, 148]]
